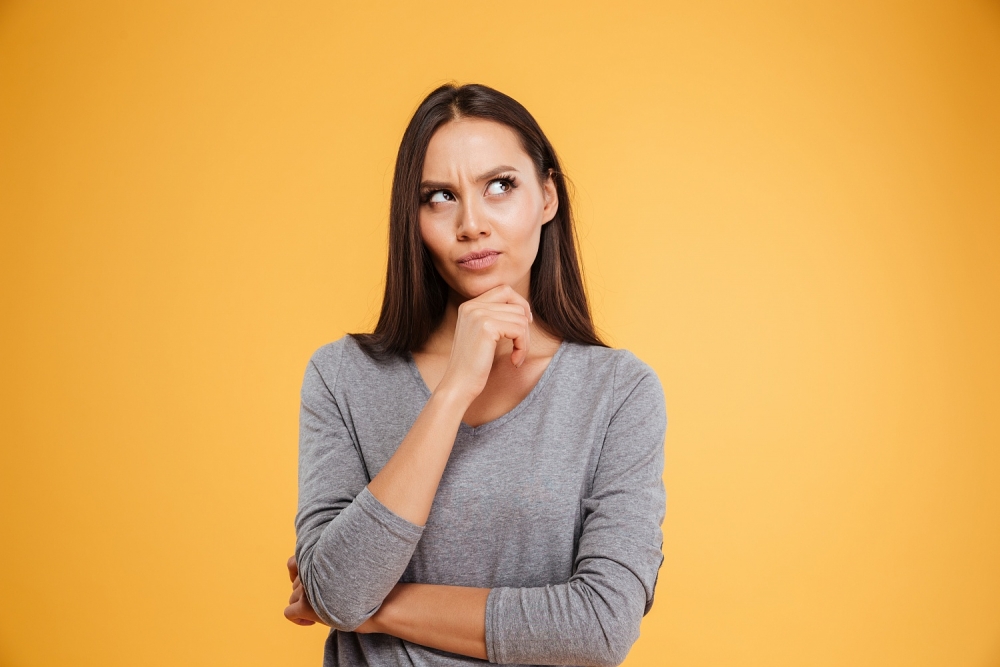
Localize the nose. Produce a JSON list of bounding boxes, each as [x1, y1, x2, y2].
[[456, 196, 490, 240]]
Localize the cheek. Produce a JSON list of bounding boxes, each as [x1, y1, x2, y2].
[[496, 198, 545, 246], [418, 214, 450, 267]]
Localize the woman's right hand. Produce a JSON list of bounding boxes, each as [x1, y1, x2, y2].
[[437, 285, 532, 403], [366, 284, 533, 527]]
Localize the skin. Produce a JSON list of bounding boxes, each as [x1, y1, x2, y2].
[[284, 118, 563, 658]]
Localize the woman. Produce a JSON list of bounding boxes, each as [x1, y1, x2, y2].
[[284, 83, 666, 667]]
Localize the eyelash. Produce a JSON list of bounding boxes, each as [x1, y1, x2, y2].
[[420, 174, 519, 204], [489, 174, 519, 195]]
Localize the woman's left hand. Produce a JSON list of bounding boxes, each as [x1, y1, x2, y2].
[[284, 555, 384, 632], [284, 555, 326, 626]]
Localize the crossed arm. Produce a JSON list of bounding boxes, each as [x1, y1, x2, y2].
[[287, 289, 666, 665], [285, 384, 496, 657], [287, 384, 492, 659], [286, 557, 490, 659]]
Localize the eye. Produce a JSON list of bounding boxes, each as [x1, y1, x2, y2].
[[426, 190, 455, 204], [485, 178, 515, 196]]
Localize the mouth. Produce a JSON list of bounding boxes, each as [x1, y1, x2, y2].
[[456, 249, 500, 270]]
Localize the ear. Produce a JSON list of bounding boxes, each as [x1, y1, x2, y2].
[[541, 170, 559, 225]]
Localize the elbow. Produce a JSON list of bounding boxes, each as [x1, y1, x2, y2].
[[303, 575, 379, 632], [579, 585, 643, 667], [297, 551, 378, 632], [586, 630, 638, 667], [322, 608, 375, 634], [605, 635, 638, 667]]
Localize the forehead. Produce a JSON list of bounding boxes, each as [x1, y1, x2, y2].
[[422, 118, 531, 178]]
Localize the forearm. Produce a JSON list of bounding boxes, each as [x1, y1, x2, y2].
[[367, 386, 469, 526], [366, 571, 643, 667], [368, 583, 489, 660], [297, 486, 424, 630], [485, 574, 644, 667], [297, 363, 473, 627]]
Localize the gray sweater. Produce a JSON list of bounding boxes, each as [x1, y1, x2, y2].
[[294, 336, 666, 667]]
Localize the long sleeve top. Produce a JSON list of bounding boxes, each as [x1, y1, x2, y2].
[[294, 336, 667, 667]]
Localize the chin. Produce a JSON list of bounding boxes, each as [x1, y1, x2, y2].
[[452, 276, 508, 300]]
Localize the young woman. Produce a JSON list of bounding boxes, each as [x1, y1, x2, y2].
[[283, 83, 666, 667]]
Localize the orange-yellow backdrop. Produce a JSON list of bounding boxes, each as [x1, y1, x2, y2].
[[1, 1, 999, 666]]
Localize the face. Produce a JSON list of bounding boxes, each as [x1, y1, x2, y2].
[[419, 118, 558, 301]]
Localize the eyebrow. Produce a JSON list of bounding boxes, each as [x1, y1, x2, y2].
[[420, 165, 520, 191]]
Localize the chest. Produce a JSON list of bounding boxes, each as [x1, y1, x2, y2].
[[410, 351, 553, 428], [341, 355, 618, 586], [407, 409, 608, 587]]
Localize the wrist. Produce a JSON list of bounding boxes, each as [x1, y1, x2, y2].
[[429, 381, 476, 414], [366, 584, 408, 635], [356, 603, 389, 634]]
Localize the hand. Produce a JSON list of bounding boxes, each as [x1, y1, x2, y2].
[[284, 555, 327, 627], [438, 285, 532, 402]]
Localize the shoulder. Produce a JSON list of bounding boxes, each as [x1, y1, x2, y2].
[[303, 335, 404, 395], [560, 343, 662, 394], [307, 336, 349, 373], [560, 343, 665, 425], [612, 348, 663, 402]]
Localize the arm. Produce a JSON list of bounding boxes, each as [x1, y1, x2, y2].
[[487, 361, 666, 666], [296, 349, 474, 630], [295, 287, 533, 631], [366, 285, 532, 525], [359, 355, 667, 667], [364, 584, 490, 659], [294, 346, 425, 631], [295, 378, 473, 631]]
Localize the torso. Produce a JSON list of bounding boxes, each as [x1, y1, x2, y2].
[[302, 335, 665, 667]]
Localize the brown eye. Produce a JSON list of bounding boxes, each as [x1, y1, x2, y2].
[[428, 190, 454, 203], [485, 179, 512, 195]]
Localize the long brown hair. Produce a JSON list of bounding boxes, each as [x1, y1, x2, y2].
[[352, 83, 605, 358]]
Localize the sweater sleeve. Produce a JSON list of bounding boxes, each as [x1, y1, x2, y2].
[[293, 342, 424, 631], [485, 352, 667, 667]]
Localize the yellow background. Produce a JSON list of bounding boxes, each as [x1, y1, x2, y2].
[[2, 1, 998, 665]]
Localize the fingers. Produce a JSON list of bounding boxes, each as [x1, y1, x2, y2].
[[284, 588, 326, 627], [285, 581, 321, 626], [510, 325, 528, 368], [476, 313, 530, 367], [284, 599, 316, 626], [470, 284, 532, 322], [443, 285, 535, 399], [461, 293, 532, 363], [463, 285, 533, 367], [480, 312, 529, 366], [284, 557, 325, 627]]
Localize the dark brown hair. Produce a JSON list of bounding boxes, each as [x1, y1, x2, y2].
[[353, 83, 605, 358]]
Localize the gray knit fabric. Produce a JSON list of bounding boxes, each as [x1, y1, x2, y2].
[[295, 335, 666, 667]]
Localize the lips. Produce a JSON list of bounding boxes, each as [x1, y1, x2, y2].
[[457, 249, 499, 263], [457, 249, 500, 270]]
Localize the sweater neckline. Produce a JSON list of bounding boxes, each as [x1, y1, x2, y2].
[[404, 340, 568, 436]]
